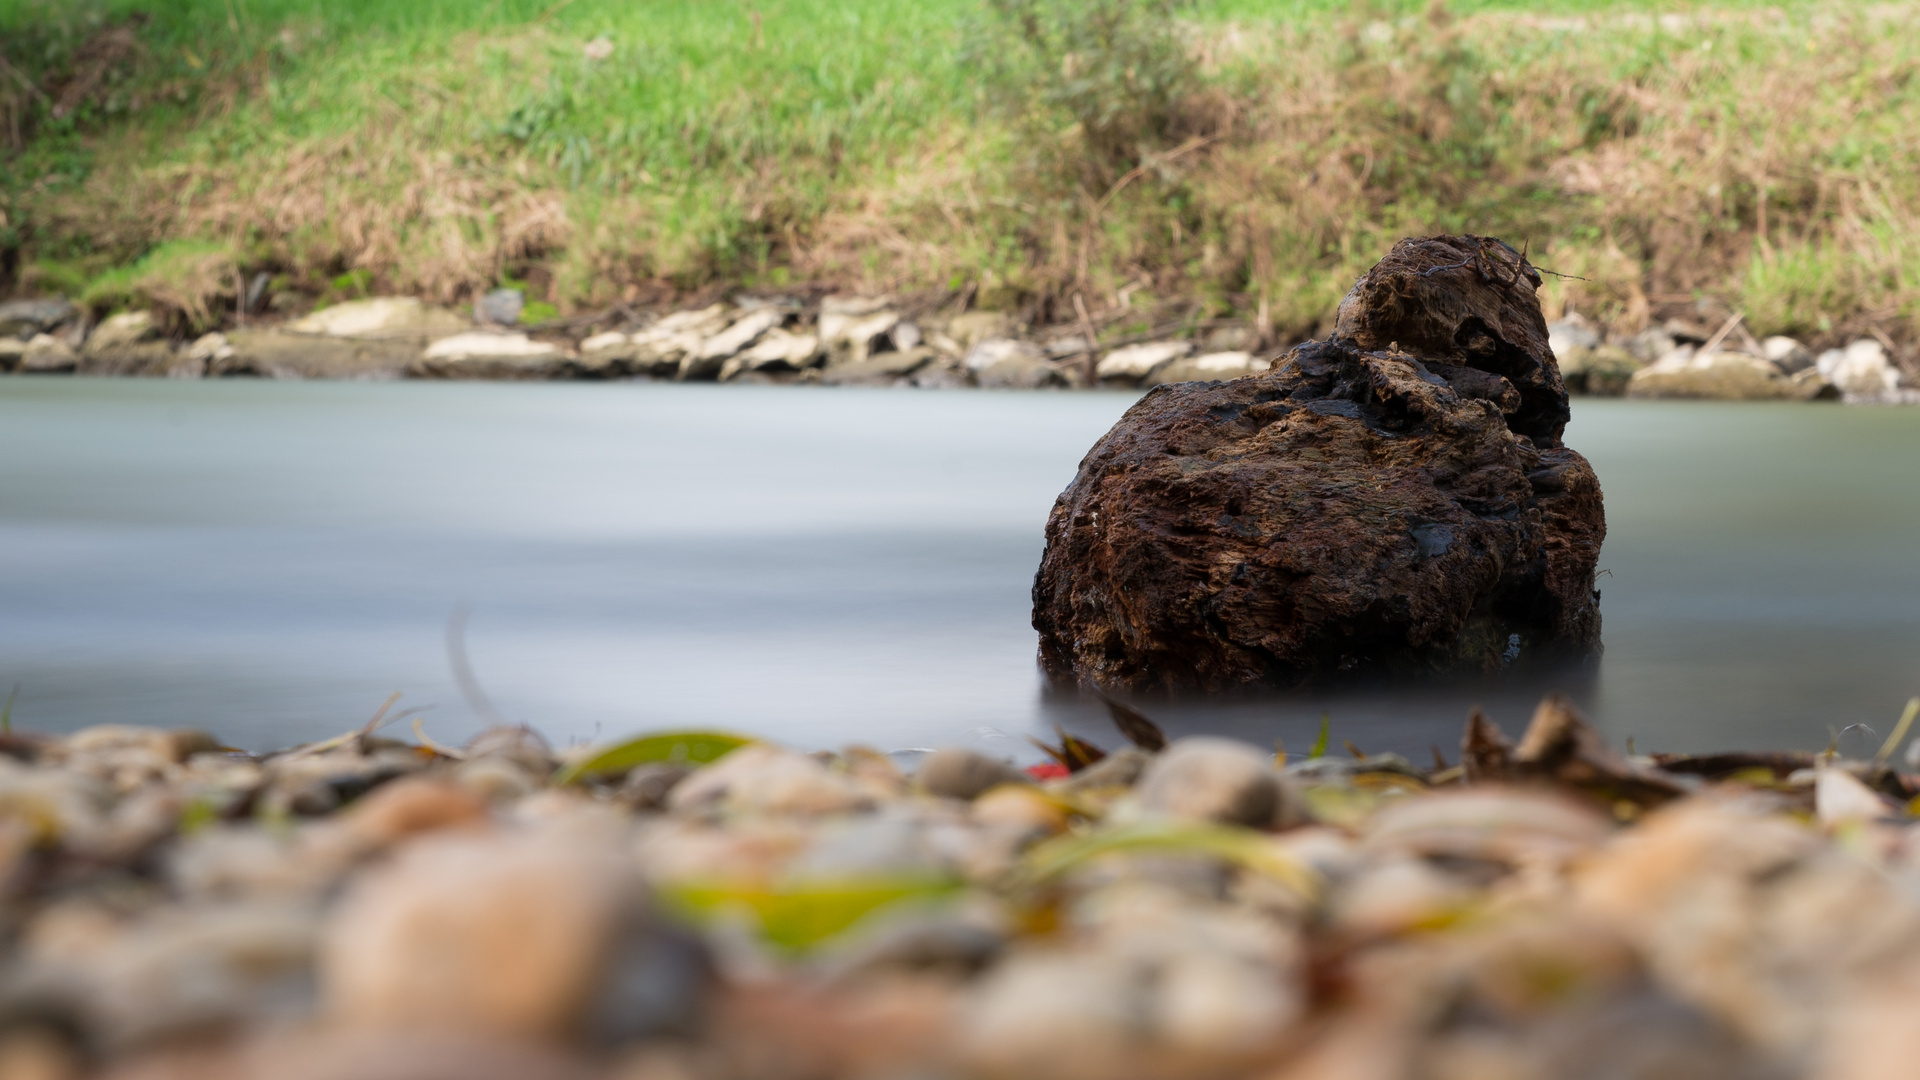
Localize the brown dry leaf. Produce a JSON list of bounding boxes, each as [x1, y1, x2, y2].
[[1468, 696, 1688, 809]]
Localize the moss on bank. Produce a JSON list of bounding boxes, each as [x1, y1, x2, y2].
[[2, 0, 1919, 356]]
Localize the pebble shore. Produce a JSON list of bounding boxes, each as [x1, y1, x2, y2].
[[8, 295, 1914, 402], [2, 695, 1918, 1079]]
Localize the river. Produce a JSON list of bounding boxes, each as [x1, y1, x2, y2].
[[3, 378, 1917, 761]]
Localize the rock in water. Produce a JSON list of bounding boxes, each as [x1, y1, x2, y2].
[[1032, 235, 1604, 691]]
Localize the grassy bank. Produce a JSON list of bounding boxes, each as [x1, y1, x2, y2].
[[3, 0, 1919, 353]]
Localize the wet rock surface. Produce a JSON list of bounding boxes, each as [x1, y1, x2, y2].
[[214, 329, 417, 380], [0, 698, 1915, 1079], [412, 332, 566, 380], [1033, 236, 1606, 692], [0, 298, 77, 339]]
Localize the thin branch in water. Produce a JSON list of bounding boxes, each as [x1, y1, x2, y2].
[[1532, 266, 1591, 282], [446, 603, 510, 728], [1872, 697, 1920, 773]]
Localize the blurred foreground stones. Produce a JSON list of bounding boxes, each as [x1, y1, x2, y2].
[[0, 697, 1918, 1079]]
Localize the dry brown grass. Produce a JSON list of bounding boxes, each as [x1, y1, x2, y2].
[[11, 2, 1920, 353]]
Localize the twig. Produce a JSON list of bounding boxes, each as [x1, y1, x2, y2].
[[1420, 258, 1475, 279], [1073, 292, 1099, 386], [1872, 697, 1920, 774], [412, 716, 466, 760], [1507, 238, 1530, 290], [447, 604, 510, 728], [1084, 315, 1247, 352], [1532, 267, 1590, 282], [1868, 325, 1903, 363], [1697, 310, 1745, 357], [0, 54, 50, 103], [1092, 134, 1221, 217], [354, 691, 403, 754]]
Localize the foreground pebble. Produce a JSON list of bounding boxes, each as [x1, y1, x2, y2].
[[1, 699, 1918, 1078]]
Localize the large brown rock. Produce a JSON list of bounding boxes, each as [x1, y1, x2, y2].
[[1032, 235, 1604, 691]]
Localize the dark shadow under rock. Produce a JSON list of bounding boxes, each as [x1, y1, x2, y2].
[[1032, 235, 1604, 692]]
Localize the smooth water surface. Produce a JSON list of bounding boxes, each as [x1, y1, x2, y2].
[[2, 379, 1916, 758]]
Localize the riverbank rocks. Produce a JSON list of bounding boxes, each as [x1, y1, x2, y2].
[[1628, 350, 1816, 400], [1547, 314, 1642, 396], [214, 329, 417, 380], [11, 280, 1909, 400], [1096, 341, 1192, 385], [1557, 344, 1641, 396], [719, 327, 821, 381], [1763, 335, 1816, 373], [19, 333, 78, 373], [1818, 338, 1903, 401], [412, 332, 566, 379], [578, 305, 773, 380], [818, 296, 901, 365], [822, 345, 936, 385], [287, 297, 468, 342], [0, 297, 77, 339], [476, 288, 525, 327], [680, 307, 783, 380], [1033, 235, 1606, 691], [79, 311, 178, 376], [200, 296, 476, 379], [1145, 351, 1264, 386], [967, 339, 1065, 389]]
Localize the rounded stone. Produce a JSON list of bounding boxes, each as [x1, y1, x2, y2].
[[916, 748, 1029, 801], [319, 831, 701, 1042], [337, 776, 491, 849], [1134, 738, 1284, 828]]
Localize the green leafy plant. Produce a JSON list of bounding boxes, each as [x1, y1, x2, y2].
[[328, 268, 374, 299], [971, 0, 1199, 179], [80, 239, 239, 329]]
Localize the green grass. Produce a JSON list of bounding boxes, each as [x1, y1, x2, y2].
[[3, 0, 1919, 354]]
